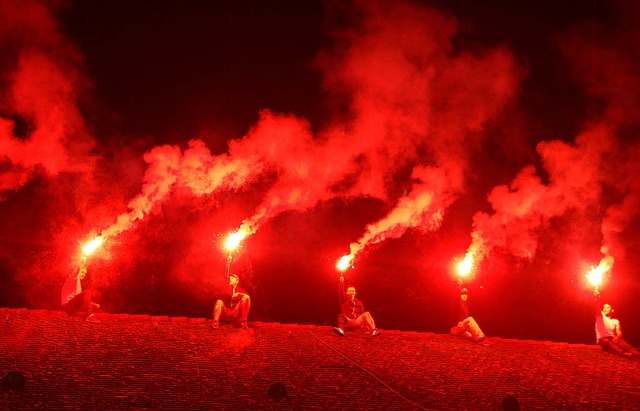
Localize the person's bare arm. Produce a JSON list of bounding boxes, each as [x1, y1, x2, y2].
[[613, 323, 622, 343], [594, 290, 602, 317]]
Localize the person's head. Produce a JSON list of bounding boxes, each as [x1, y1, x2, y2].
[[346, 285, 356, 301], [229, 274, 239, 287], [602, 303, 614, 317], [460, 288, 468, 301]]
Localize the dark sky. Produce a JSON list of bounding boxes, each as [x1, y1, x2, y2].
[[1, 0, 640, 344]]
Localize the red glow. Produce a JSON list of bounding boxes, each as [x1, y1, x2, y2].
[[3, 0, 640, 345]]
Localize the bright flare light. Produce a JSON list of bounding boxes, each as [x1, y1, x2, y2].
[[337, 255, 353, 271], [585, 268, 603, 289], [82, 236, 104, 256], [225, 230, 247, 252], [456, 254, 473, 277], [585, 256, 613, 290]]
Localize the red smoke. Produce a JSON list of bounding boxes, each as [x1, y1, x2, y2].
[[463, 10, 640, 277], [466, 125, 615, 265], [0, 0, 95, 196], [93, 1, 524, 267], [2, 0, 640, 331], [324, 1, 522, 263], [559, 16, 640, 263], [0, 0, 108, 308]]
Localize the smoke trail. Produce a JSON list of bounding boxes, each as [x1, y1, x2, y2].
[[345, 164, 459, 259], [330, 0, 522, 264], [98, 110, 309, 240]]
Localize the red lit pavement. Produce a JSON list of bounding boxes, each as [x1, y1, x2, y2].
[[1, 308, 639, 410]]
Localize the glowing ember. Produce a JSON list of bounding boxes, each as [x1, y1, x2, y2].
[[82, 236, 104, 256], [456, 254, 473, 277], [585, 256, 614, 290], [224, 230, 247, 252], [337, 255, 353, 271]]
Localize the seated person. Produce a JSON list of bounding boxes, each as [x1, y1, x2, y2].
[[449, 286, 484, 342], [61, 265, 101, 323], [212, 274, 251, 329], [333, 274, 380, 337], [594, 289, 640, 360]]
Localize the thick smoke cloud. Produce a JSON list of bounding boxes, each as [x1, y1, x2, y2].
[[0, 0, 104, 308], [97, 0, 523, 269], [463, 8, 640, 280], [324, 1, 521, 263], [1, 0, 639, 341], [465, 126, 614, 264], [0, 0, 95, 195], [559, 14, 640, 263]]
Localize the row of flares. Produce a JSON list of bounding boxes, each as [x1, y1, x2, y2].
[[78, 226, 612, 291]]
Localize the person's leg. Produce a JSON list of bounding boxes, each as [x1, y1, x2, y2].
[[452, 319, 472, 339], [212, 300, 224, 327], [616, 338, 640, 358], [237, 295, 251, 322], [463, 317, 485, 342], [599, 338, 632, 358], [337, 314, 346, 330], [82, 290, 94, 315], [345, 317, 361, 330], [63, 295, 81, 316], [232, 295, 251, 328], [80, 273, 96, 316], [215, 299, 250, 328], [82, 290, 101, 323], [333, 314, 347, 336], [450, 323, 465, 337], [362, 312, 377, 331], [350, 312, 379, 335]]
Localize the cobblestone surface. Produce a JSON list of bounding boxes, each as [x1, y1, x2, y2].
[[1, 308, 639, 410]]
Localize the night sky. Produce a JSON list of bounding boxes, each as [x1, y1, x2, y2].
[[2, 0, 640, 344]]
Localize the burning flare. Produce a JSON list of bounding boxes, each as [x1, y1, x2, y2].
[[81, 236, 104, 256], [456, 254, 474, 277], [337, 255, 353, 271], [224, 229, 248, 252], [585, 256, 614, 290]]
